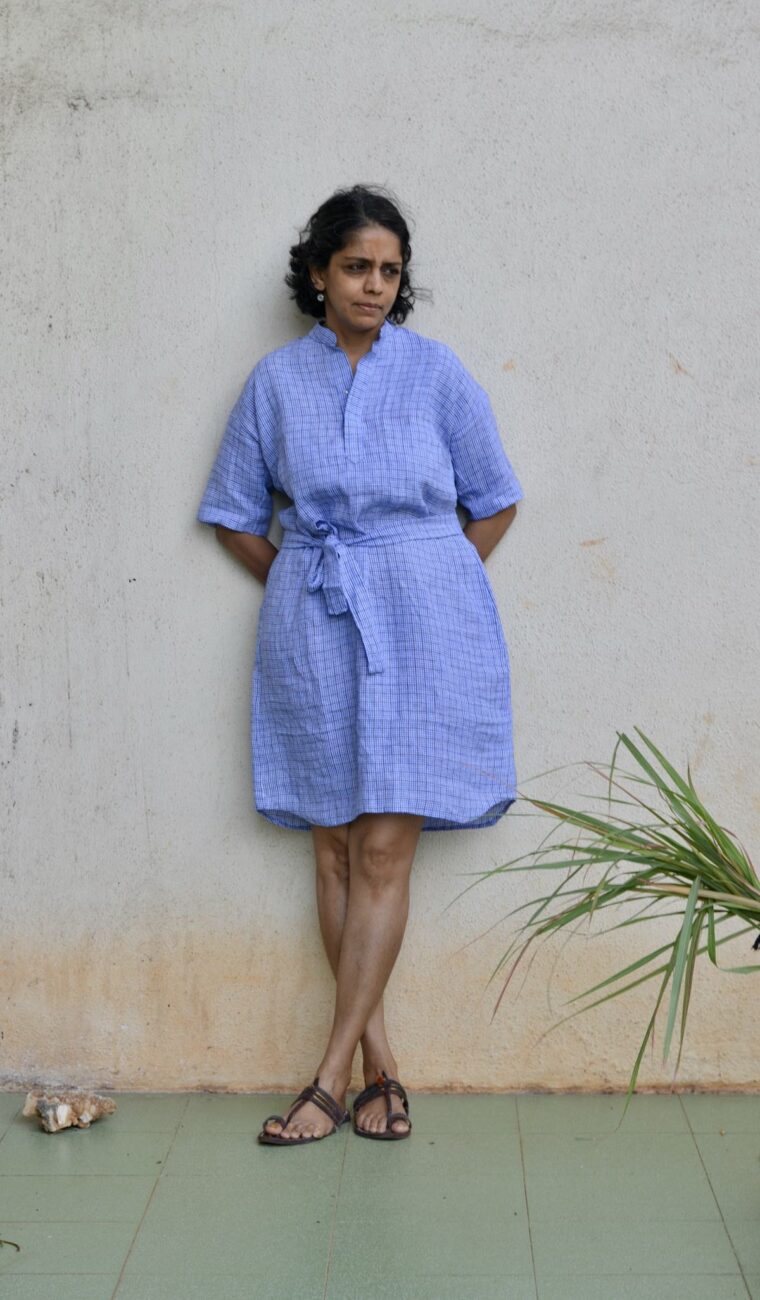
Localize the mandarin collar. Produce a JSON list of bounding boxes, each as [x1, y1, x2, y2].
[[308, 316, 395, 352]]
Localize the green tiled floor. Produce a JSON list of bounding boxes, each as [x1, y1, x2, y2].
[[0, 1090, 758, 1298]]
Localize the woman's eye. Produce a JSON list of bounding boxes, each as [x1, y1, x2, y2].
[[345, 263, 399, 274]]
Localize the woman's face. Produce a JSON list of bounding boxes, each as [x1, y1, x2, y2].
[[310, 223, 403, 338]]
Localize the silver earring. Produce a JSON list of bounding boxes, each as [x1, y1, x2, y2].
[[316, 291, 324, 301]]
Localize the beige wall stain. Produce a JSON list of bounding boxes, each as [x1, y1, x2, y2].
[[668, 353, 692, 376], [1, 919, 758, 1093]]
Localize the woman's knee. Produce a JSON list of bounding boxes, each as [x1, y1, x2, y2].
[[311, 825, 350, 887], [350, 828, 417, 893]]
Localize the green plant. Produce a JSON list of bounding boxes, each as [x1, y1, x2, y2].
[[460, 728, 760, 1122]]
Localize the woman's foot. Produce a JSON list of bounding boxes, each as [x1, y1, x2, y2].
[[354, 1055, 411, 1135], [261, 1070, 350, 1142]]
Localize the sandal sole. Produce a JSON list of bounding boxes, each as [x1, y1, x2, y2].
[[257, 1114, 349, 1146], [352, 1123, 411, 1140]]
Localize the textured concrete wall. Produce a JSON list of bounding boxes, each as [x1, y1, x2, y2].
[[3, 1, 759, 1092]]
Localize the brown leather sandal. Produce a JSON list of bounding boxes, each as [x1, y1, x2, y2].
[[352, 1070, 412, 1140], [258, 1076, 350, 1146]]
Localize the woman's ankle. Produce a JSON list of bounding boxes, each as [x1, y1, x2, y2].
[[313, 1061, 352, 1099], [361, 1048, 399, 1082]]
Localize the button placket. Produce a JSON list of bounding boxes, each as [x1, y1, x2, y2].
[[332, 340, 379, 463], [339, 352, 359, 462]]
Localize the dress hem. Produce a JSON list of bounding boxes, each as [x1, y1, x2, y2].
[[254, 796, 517, 833]]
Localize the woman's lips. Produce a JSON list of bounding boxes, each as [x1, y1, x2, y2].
[[356, 304, 381, 311]]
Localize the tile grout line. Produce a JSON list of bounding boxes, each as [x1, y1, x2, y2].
[[515, 1094, 540, 1300], [109, 1095, 192, 1300], [0, 1099, 22, 1150], [322, 1125, 350, 1300], [677, 1093, 752, 1299]]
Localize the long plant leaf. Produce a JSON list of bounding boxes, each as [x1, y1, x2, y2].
[[475, 729, 760, 1108]]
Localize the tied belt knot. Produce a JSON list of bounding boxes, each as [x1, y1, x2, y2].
[[279, 515, 465, 678], [299, 523, 385, 675]]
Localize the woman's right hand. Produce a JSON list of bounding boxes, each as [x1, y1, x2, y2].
[[214, 526, 279, 586]]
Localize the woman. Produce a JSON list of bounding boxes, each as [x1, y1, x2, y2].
[[197, 184, 523, 1145]]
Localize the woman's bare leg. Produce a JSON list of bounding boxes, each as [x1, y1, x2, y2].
[[262, 811, 424, 1140], [312, 821, 398, 1081]]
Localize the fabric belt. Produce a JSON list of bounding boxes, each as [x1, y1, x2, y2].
[[279, 516, 465, 675]]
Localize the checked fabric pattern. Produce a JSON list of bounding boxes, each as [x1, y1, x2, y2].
[[198, 318, 524, 831]]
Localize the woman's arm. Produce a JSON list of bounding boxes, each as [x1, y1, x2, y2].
[[463, 503, 518, 562], [215, 525, 279, 586]]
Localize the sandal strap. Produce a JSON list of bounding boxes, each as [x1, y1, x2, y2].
[[376, 1071, 410, 1116], [261, 1088, 311, 1131], [300, 1077, 346, 1128], [353, 1070, 411, 1125], [262, 1076, 345, 1133], [352, 1080, 385, 1115], [387, 1111, 412, 1130]]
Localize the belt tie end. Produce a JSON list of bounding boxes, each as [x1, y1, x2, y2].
[[305, 537, 385, 675]]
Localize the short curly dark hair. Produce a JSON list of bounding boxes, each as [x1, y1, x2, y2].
[[285, 183, 421, 324]]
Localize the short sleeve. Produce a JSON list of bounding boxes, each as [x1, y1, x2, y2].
[[445, 354, 524, 519], [197, 368, 275, 536]]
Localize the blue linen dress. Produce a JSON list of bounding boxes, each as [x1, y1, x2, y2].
[[198, 317, 524, 831]]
